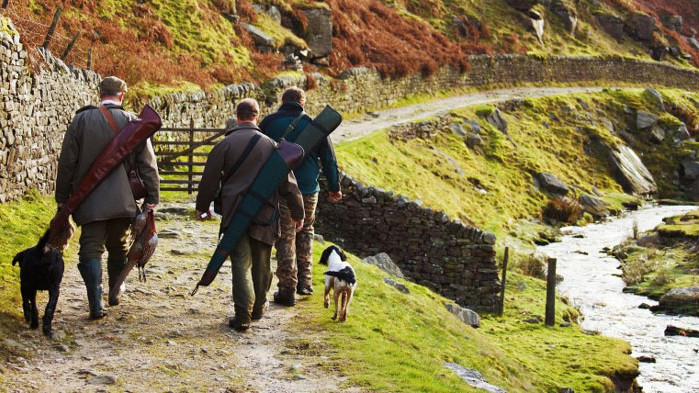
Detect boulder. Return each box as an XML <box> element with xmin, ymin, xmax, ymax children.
<box><xmin>466</xmin><ymin>133</ymin><xmax>484</xmax><ymax>148</ymax></box>
<box><xmin>445</xmin><ymin>303</ymin><xmax>481</xmax><ymax>328</ymax></box>
<box><xmin>242</xmin><ymin>23</ymin><xmax>274</xmax><ymax>50</ymax></box>
<box><xmin>363</xmin><ymin>253</ymin><xmax>405</xmax><ymax>278</ymax></box>
<box><xmin>636</xmin><ymin>111</ymin><xmax>659</xmax><ymax>130</ymax></box>
<box><xmin>579</xmin><ymin>194</ymin><xmax>609</xmax><ymax>218</ymax></box>
<box><xmin>681</xmin><ymin>160</ymin><xmax>699</xmax><ymax>181</ymax></box>
<box><xmin>450</xmin><ymin>122</ymin><xmax>467</xmax><ymax>137</ymax></box>
<box><xmin>596</xmin><ymin>13</ymin><xmax>625</xmax><ymax>40</ymax></box>
<box><xmin>649</xmin><ymin>125</ymin><xmax>665</xmax><ymax>144</ymax></box>
<box><xmin>251</xmin><ymin>4</ymin><xmax>282</xmax><ymax>24</ymax></box>
<box><xmin>486</xmin><ymin>108</ymin><xmax>508</xmax><ymax>133</ymax></box>
<box><xmin>677</xmin><ymin>123</ymin><xmax>692</xmax><ymax>140</ymax></box>
<box><xmin>659</xmin><ymin>287</ymin><xmax>699</xmax><ymax>314</ymax></box>
<box><xmin>690</xmin><ymin>37</ymin><xmax>699</xmax><ymax>51</ymax></box>
<box><xmin>535</xmin><ymin>172</ymin><xmax>569</xmax><ymax>195</ymax></box>
<box><xmin>608</xmin><ymin>145</ymin><xmax>657</xmax><ymax>195</ymax></box>
<box><xmin>505</xmin><ymin>0</ymin><xmax>538</xmax><ymax>11</ymax></box>
<box><xmin>466</xmin><ymin>119</ymin><xmax>481</xmax><ymax>133</ymax></box>
<box><xmin>444</xmin><ymin>363</ymin><xmax>507</xmax><ymax>393</ymax></box>
<box><xmin>643</xmin><ymin>88</ymin><xmax>665</xmax><ymax>111</ymax></box>
<box><xmin>665</xmin><ymin>324</ymin><xmax>699</xmax><ymax>337</ymax></box>
<box><xmin>627</xmin><ymin>12</ymin><xmax>658</xmax><ymax>41</ymax></box>
<box><xmin>529</xmin><ymin>11</ymin><xmax>545</xmax><ymax>44</ymax></box>
<box><xmin>383</xmin><ymin>277</ymin><xmax>409</xmax><ymax>294</ymax></box>
<box><xmin>660</xmin><ymin>14</ymin><xmax>683</xmax><ymax>31</ymax></box>
<box><xmin>453</xmin><ymin>17</ymin><xmax>469</xmax><ymax>38</ymax></box>
<box><xmin>302</xmin><ymin>8</ymin><xmax>332</xmax><ymax>58</ymax></box>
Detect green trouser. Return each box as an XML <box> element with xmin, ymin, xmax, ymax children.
<box><xmin>78</xmin><ymin>218</ymin><xmax>132</xmax><ymax>290</ymax></box>
<box><xmin>230</xmin><ymin>233</ymin><xmax>273</xmax><ymax>318</ymax></box>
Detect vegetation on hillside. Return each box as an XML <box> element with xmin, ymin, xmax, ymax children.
<box><xmin>335</xmin><ymin>89</ymin><xmax>699</xmax><ymax>236</ymax></box>
<box><xmin>3</xmin><ymin>0</ymin><xmax>697</xmax><ymax>96</ymax></box>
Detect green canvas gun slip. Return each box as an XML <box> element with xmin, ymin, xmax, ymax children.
<box><xmin>191</xmin><ymin>105</ymin><xmax>343</xmax><ymax>295</ymax></box>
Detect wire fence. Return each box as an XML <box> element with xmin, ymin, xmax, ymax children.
<box><xmin>1</xmin><ymin>2</ymin><xmax>91</xmax><ymax>68</ymax></box>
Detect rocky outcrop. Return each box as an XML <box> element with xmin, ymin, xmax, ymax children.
<box><xmin>242</xmin><ymin>24</ymin><xmax>274</xmax><ymax>52</ymax></box>
<box><xmin>608</xmin><ymin>145</ymin><xmax>657</xmax><ymax>195</ymax></box>
<box><xmin>665</xmin><ymin>324</ymin><xmax>699</xmax><ymax>337</ymax></box>
<box><xmin>444</xmin><ymin>363</ymin><xmax>507</xmax><ymax>393</ymax></box>
<box><xmin>363</xmin><ymin>253</ymin><xmax>405</xmax><ymax>278</ymax></box>
<box><xmin>445</xmin><ymin>303</ymin><xmax>481</xmax><ymax>328</ymax></box>
<box><xmin>486</xmin><ymin>108</ymin><xmax>508</xmax><ymax>133</ymax></box>
<box><xmin>579</xmin><ymin>194</ymin><xmax>609</xmax><ymax>218</ymax></box>
<box><xmin>535</xmin><ymin>173</ymin><xmax>570</xmax><ymax>195</ymax></box>
<box><xmin>506</xmin><ymin>0</ymin><xmax>538</xmax><ymax>11</ymax></box>
<box><xmin>627</xmin><ymin>12</ymin><xmax>658</xmax><ymax>42</ymax></box>
<box><xmin>549</xmin><ymin>0</ymin><xmax>577</xmax><ymax>34</ymax></box>
<box><xmin>596</xmin><ymin>13</ymin><xmax>626</xmax><ymax>40</ymax></box>
<box><xmin>636</xmin><ymin>111</ymin><xmax>659</xmax><ymax>129</ymax></box>
<box><xmin>529</xmin><ymin>11</ymin><xmax>545</xmax><ymax>44</ymax></box>
<box><xmin>659</xmin><ymin>287</ymin><xmax>699</xmax><ymax>315</ymax></box>
<box><xmin>302</xmin><ymin>7</ymin><xmax>332</xmax><ymax>59</ymax></box>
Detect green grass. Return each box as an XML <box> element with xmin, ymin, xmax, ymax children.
<box><xmin>0</xmin><ymin>191</ymin><xmax>80</xmax><ymax>362</ymax></box>
<box><xmin>335</xmin><ymin>89</ymin><xmax>699</xmax><ymax>237</ymax></box>
<box><xmin>290</xmin><ymin>244</ymin><xmax>637</xmax><ymax>392</ymax></box>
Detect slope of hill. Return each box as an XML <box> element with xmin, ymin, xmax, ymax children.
<box><xmin>3</xmin><ymin>0</ymin><xmax>697</xmax><ymax>98</ymax></box>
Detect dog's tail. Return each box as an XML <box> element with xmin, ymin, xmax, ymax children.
<box><xmin>323</xmin><ymin>266</ymin><xmax>356</xmax><ymax>285</ymax></box>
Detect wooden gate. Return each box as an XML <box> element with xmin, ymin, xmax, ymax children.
<box><xmin>153</xmin><ymin>120</ymin><xmax>227</xmax><ymax>193</ymax></box>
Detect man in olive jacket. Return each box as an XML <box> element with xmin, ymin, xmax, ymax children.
<box><xmin>55</xmin><ymin>76</ymin><xmax>160</xmax><ymax>319</ymax></box>
<box><xmin>259</xmin><ymin>87</ymin><xmax>342</xmax><ymax>305</ymax></box>
<box><xmin>196</xmin><ymin>98</ymin><xmax>305</xmax><ymax>331</ymax></box>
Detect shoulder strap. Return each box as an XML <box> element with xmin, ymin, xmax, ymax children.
<box><xmin>99</xmin><ymin>105</ymin><xmax>121</xmax><ymax>136</ymax></box>
<box><xmin>281</xmin><ymin>113</ymin><xmax>306</xmax><ymax>141</ymax></box>
<box><xmin>220</xmin><ymin>134</ymin><xmax>262</xmax><ymax>188</ymax></box>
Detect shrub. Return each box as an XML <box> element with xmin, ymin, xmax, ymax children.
<box><xmin>305</xmin><ymin>72</ymin><xmax>318</xmax><ymax>90</ymax></box>
<box><xmin>622</xmin><ymin>256</ymin><xmax>651</xmax><ymax>284</ymax></box>
<box><xmin>542</xmin><ymin>197</ymin><xmax>583</xmax><ymax>224</ymax></box>
<box><xmin>517</xmin><ymin>253</ymin><xmax>547</xmax><ymax>280</ymax></box>
<box><xmin>651</xmin><ymin>266</ymin><xmax>675</xmax><ymax>286</ymax></box>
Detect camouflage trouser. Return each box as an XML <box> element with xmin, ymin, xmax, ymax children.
<box><xmin>275</xmin><ymin>192</ymin><xmax>318</xmax><ymax>290</ymax></box>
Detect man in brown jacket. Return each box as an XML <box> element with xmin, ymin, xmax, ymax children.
<box><xmin>196</xmin><ymin>98</ymin><xmax>305</xmax><ymax>331</ymax></box>
<box><xmin>55</xmin><ymin>76</ymin><xmax>160</xmax><ymax>319</ymax></box>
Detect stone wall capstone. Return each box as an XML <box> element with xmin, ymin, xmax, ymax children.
<box><xmin>315</xmin><ymin>173</ymin><xmax>502</xmax><ymax>313</ymax></box>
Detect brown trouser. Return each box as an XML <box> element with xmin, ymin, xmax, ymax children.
<box><xmin>78</xmin><ymin>218</ymin><xmax>132</xmax><ymax>290</ymax></box>
<box><xmin>276</xmin><ymin>192</ymin><xmax>318</xmax><ymax>290</ymax></box>
<box><xmin>230</xmin><ymin>233</ymin><xmax>273</xmax><ymax>317</ymax></box>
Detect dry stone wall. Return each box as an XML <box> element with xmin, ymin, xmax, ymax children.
<box><xmin>315</xmin><ymin>173</ymin><xmax>502</xmax><ymax>312</ymax></box>
<box><xmin>0</xmin><ymin>28</ymin><xmax>99</xmax><ymax>203</ymax></box>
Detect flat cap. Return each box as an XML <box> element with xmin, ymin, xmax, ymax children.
<box><xmin>99</xmin><ymin>76</ymin><xmax>128</xmax><ymax>94</ymax></box>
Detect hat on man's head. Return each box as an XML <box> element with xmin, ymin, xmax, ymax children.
<box><xmin>99</xmin><ymin>76</ymin><xmax>128</xmax><ymax>95</ymax></box>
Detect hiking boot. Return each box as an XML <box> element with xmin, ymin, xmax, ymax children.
<box><xmin>273</xmin><ymin>287</ymin><xmax>297</xmax><ymax>307</ymax></box>
<box><xmin>296</xmin><ymin>285</ymin><xmax>314</xmax><ymax>296</ymax></box>
<box><xmin>229</xmin><ymin>306</ymin><xmax>251</xmax><ymax>332</ymax></box>
<box><xmin>251</xmin><ymin>300</ymin><xmax>269</xmax><ymax>321</ymax></box>
<box><xmin>108</xmin><ymin>282</ymin><xmax>125</xmax><ymax>306</ymax></box>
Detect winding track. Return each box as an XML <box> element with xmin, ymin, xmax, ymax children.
<box><xmin>331</xmin><ymin>86</ymin><xmax>611</xmax><ymax>144</ymax></box>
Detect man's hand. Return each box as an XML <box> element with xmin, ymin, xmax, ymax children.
<box><xmin>196</xmin><ymin>209</ymin><xmax>212</xmax><ymax>221</ymax></box>
<box><xmin>328</xmin><ymin>191</ymin><xmax>343</xmax><ymax>203</ymax></box>
<box><xmin>292</xmin><ymin>219</ymin><xmax>304</xmax><ymax>233</ymax></box>
<box><xmin>146</xmin><ymin>203</ymin><xmax>157</xmax><ymax>211</ymax></box>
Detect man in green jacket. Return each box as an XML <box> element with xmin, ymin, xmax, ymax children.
<box><xmin>55</xmin><ymin>76</ymin><xmax>160</xmax><ymax>319</ymax></box>
<box><xmin>259</xmin><ymin>87</ymin><xmax>342</xmax><ymax>306</ymax></box>
<box><xmin>196</xmin><ymin>98</ymin><xmax>305</xmax><ymax>331</ymax></box>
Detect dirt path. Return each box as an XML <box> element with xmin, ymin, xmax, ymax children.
<box><xmin>1</xmin><ymin>202</ymin><xmax>352</xmax><ymax>393</ymax></box>
<box><xmin>331</xmin><ymin>86</ymin><xmax>610</xmax><ymax>144</ymax></box>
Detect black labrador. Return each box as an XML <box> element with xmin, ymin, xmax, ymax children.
<box><xmin>12</xmin><ymin>231</ymin><xmax>64</xmax><ymax>337</ymax></box>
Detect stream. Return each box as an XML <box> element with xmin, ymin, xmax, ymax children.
<box><xmin>538</xmin><ymin>205</ymin><xmax>699</xmax><ymax>393</ymax></box>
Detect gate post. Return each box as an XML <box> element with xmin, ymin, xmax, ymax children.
<box><xmin>188</xmin><ymin>118</ymin><xmax>194</xmax><ymax>194</ymax></box>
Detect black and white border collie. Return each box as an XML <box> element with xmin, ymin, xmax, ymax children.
<box><xmin>319</xmin><ymin>246</ymin><xmax>357</xmax><ymax>322</ymax></box>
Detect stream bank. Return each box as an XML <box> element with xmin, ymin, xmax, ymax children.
<box><xmin>539</xmin><ymin>205</ymin><xmax>699</xmax><ymax>393</ymax></box>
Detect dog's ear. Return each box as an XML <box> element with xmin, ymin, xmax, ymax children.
<box><xmin>12</xmin><ymin>252</ymin><xmax>23</xmax><ymax>267</ymax></box>
<box><xmin>338</xmin><ymin>248</ymin><xmax>347</xmax><ymax>261</ymax></box>
<box><xmin>319</xmin><ymin>247</ymin><xmax>331</xmax><ymax>265</ymax></box>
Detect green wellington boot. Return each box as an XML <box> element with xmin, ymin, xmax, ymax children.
<box><xmin>77</xmin><ymin>258</ymin><xmax>107</xmax><ymax>319</ymax></box>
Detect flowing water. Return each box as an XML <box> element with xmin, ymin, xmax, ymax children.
<box><xmin>538</xmin><ymin>205</ymin><xmax>699</xmax><ymax>393</ymax></box>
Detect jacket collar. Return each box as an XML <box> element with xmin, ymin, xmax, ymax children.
<box><xmin>278</xmin><ymin>102</ymin><xmax>304</xmax><ymax>113</ymax></box>
<box><xmin>100</xmin><ymin>100</ymin><xmax>124</xmax><ymax>110</ymax></box>
<box><xmin>226</xmin><ymin>121</ymin><xmax>261</xmax><ymax>136</ymax></box>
